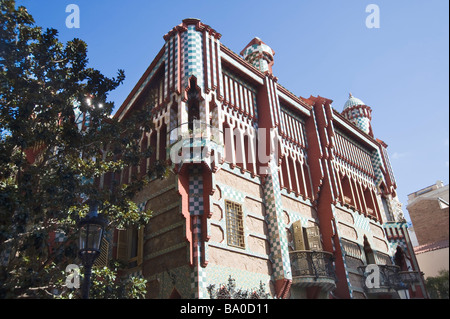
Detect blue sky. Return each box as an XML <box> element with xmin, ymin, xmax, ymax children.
<box><xmin>16</xmin><ymin>0</ymin><xmax>449</xmax><ymax>221</ymax></box>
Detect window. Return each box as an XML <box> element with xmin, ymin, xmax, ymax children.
<box><xmin>225</xmin><ymin>200</ymin><xmax>245</xmax><ymax>248</ymax></box>
<box><xmin>363</xmin><ymin>236</ymin><xmax>376</xmax><ymax>265</ymax></box>
<box><xmin>116</xmin><ymin>227</ymin><xmax>144</xmax><ymax>269</ymax></box>
<box><xmin>381</xmin><ymin>197</ymin><xmax>394</xmax><ymax>221</ymax></box>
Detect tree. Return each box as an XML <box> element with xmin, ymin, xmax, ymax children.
<box><xmin>425</xmin><ymin>270</ymin><xmax>449</xmax><ymax>299</ymax></box>
<box><xmin>0</xmin><ymin>0</ymin><xmax>166</xmax><ymax>298</ymax></box>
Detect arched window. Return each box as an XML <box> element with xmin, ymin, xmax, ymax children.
<box><xmin>341</xmin><ymin>175</ymin><xmax>353</xmax><ymax>207</ymax></box>
<box><xmin>363</xmin><ymin>236</ymin><xmax>376</xmax><ymax>265</ymax></box>
<box><xmin>394</xmin><ymin>246</ymin><xmax>408</xmax><ymax>271</ymax></box>
<box><xmin>187</xmin><ymin>78</ymin><xmax>200</xmax><ymax>131</ymax></box>
<box><xmin>159</xmin><ymin>123</ymin><xmax>167</xmax><ymax>162</ymax></box>
<box><xmin>364</xmin><ymin>187</ymin><xmax>376</xmax><ymax>217</ymax></box>
<box><xmin>169</xmin><ymin>102</ymin><xmax>179</xmax><ymax>144</ymax></box>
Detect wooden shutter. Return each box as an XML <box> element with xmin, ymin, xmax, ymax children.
<box><xmin>137</xmin><ymin>227</ymin><xmax>144</xmax><ymax>266</ymax></box>
<box><xmin>292</xmin><ymin>220</ymin><xmax>306</xmax><ymax>250</ymax></box>
<box><xmin>94</xmin><ymin>237</ymin><xmax>109</xmax><ymax>267</ymax></box>
<box><xmin>116</xmin><ymin>229</ymin><xmax>128</xmax><ymax>262</ymax></box>
<box><xmin>306</xmin><ymin>226</ymin><xmax>322</xmax><ymax>251</ymax></box>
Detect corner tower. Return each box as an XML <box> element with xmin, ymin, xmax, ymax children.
<box><xmin>240</xmin><ymin>37</ymin><xmax>275</xmax><ymax>74</ymax></box>
<box><xmin>341</xmin><ymin>93</ymin><xmax>373</xmax><ymax>136</ymax></box>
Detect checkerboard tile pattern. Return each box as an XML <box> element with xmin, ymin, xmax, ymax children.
<box><xmin>352</xmin><ymin>213</ymin><xmax>371</xmax><ymax>232</ymax></box>
<box><xmin>384</xmin><ymin>222</ymin><xmax>408</xmax><ymax>253</ymax></box>
<box><xmin>221</xmin><ymin>185</ymin><xmax>245</xmax><ymax>203</ymax></box>
<box><xmin>189</xmin><ymin>167</ymin><xmax>204</xmax><ymax>216</ymax></box>
<box><xmin>182</xmin><ymin>25</ymin><xmax>204</xmax><ymax>90</ymax></box>
<box><xmin>371</xmin><ymin>149</ymin><xmax>383</xmax><ymax>186</ymax></box>
<box><xmin>263</xmin><ymin>161</ymin><xmax>292</xmax><ymax>281</ymax></box>
<box><xmin>188</xmin><ymin>166</ymin><xmax>208</xmax><ymax>298</ymax></box>
<box><xmin>138</xmin><ymin>201</ymin><xmax>147</xmax><ymax>212</ymax></box>
<box><xmin>241</xmin><ymin>44</ymin><xmax>269</xmax><ymax>73</ymax></box>
<box><xmin>54</xmin><ymin>230</ymin><xmax>66</xmax><ymax>243</ymax></box>
<box><xmin>191</xmin><ymin>265</ymin><xmax>208</xmax><ymax>298</ymax></box>
<box><xmin>355</xmin><ymin>117</ymin><xmax>370</xmax><ymax>134</ymax></box>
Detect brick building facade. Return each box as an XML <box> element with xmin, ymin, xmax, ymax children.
<box><xmin>407</xmin><ymin>181</ymin><xmax>449</xmax><ymax>279</ymax></box>
<box><xmin>106</xmin><ymin>19</ymin><xmax>427</xmax><ymax>299</ymax></box>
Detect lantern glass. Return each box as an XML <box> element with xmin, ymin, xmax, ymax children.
<box><xmin>79</xmin><ymin>223</ymin><xmax>103</xmax><ymax>252</ymax></box>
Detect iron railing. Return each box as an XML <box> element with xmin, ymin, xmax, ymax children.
<box><xmin>289</xmin><ymin>250</ymin><xmax>336</xmax><ymax>281</ymax></box>
<box><xmin>358</xmin><ymin>264</ymin><xmax>421</xmax><ymax>292</ymax></box>
<box><xmin>167</xmin><ymin>121</ymin><xmax>223</xmax><ymax>146</ymax></box>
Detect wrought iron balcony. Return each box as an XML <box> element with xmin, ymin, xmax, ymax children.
<box><xmin>397</xmin><ymin>270</ymin><xmax>422</xmax><ymax>289</ymax></box>
<box><xmin>358</xmin><ymin>264</ymin><xmax>421</xmax><ymax>295</ymax></box>
<box><xmin>289</xmin><ymin>250</ymin><xmax>337</xmax><ymax>291</ymax></box>
<box><xmin>168</xmin><ymin>121</ymin><xmax>223</xmax><ymax>146</ymax></box>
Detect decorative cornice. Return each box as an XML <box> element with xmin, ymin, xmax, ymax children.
<box><xmin>164</xmin><ymin>18</ymin><xmax>222</xmax><ymax>41</ymax></box>
<box><xmin>220</xmin><ymin>43</ymin><xmax>266</xmax><ymax>79</ymax></box>
<box><xmin>276</xmin><ymin>84</ymin><xmax>312</xmax><ymax>110</ymax></box>
<box><xmin>341</xmin><ymin>104</ymin><xmax>372</xmax><ymax>121</ymax></box>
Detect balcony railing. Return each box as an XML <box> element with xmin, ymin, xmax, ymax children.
<box><xmin>167</xmin><ymin>121</ymin><xmax>224</xmax><ymax>170</ymax></box>
<box><xmin>167</xmin><ymin>121</ymin><xmax>222</xmax><ymax>146</ymax></box>
<box><xmin>289</xmin><ymin>250</ymin><xmax>336</xmax><ymax>282</ymax></box>
<box><xmin>358</xmin><ymin>264</ymin><xmax>422</xmax><ymax>293</ymax></box>
<box><xmin>397</xmin><ymin>270</ymin><xmax>422</xmax><ymax>289</ymax></box>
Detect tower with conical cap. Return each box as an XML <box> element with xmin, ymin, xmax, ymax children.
<box><xmin>341</xmin><ymin>93</ymin><xmax>373</xmax><ymax>136</ymax></box>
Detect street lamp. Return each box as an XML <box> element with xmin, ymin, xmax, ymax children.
<box><xmin>78</xmin><ymin>204</ymin><xmax>106</xmax><ymax>299</ymax></box>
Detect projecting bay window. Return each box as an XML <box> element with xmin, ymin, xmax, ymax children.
<box><xmin>225</xmin><ymin>200</ymin><xmax>245</xmax><ymax>249</ymax></box>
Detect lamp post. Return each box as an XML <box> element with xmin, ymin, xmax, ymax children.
<box><xmin>74</xmin><ymin>95</ymin><xmax>108</xmax><ymax>299</ymax></box>
<box><xmin>78</xmin><ymin>203</ymin><xmax>106</xmax><ymax>299</ymax></box>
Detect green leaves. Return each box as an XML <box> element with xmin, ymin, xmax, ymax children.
<box><xmin>55</xmin><ymin>263</ymin><xmax>147</xmax><ymax>299</ymax></box>
<box><xmin>0</xmin><ymin>0</ymin><xmax>166</xmax><ymax>298</ymax></box>
<box><xmin>425</xmin><ymin>270</ymin><xmax>449</xmax><ymax>299</ymax></box>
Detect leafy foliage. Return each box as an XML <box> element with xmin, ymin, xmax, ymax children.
<box><xmin>207</xmin><ymin>276</ymin><xmax>271</xmax><ymax>299</ymax></box>
<box><xmin>55</xmin><ymin>261</ymin><xmax>147</xmax><ymax>299</ymax></box>
<box><xmin>425</xmin><ymin>270</ymin><xmax>449</xmax><ymax>299</ymax></box>
<box><xmin>0</xmin><ymin>0</ymin><xmax>166</xmax><ymax>298</ymax></box>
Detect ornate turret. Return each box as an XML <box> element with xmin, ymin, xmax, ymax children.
<box><xmin>342</xmin><ymin>93</ymin><xmax>373</xmax><ymax>136</ymax></box>
<box><xmin>240</xmin><ymin>37</ymin><xmax>275</xmax><ymax>74</ymax></box>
